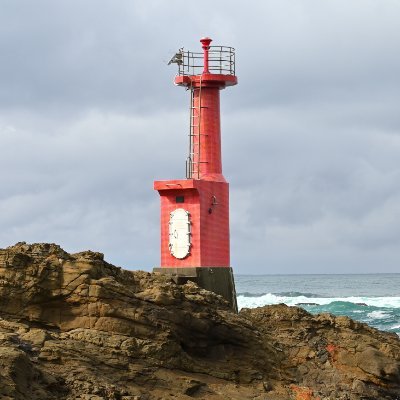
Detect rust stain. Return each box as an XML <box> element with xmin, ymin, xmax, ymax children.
<box><xmin>290</xmin><ymin>385</ymin><xmax>320</xmax><ymax>400</ymax></box>
<box><xmin>326</xmin><ymin>343</ymin><xmax>341</xmax><ymax>364</ymax></box>
<box><xmin>326</xmin><ymin>343</ymin><xmax>336</xmax><ymax>354</ymax></box>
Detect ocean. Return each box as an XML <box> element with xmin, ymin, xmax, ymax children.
<box><xmin>235</xmin><ymin>274</ymin><xmax>400</xmax><ymax>336</ymax></box>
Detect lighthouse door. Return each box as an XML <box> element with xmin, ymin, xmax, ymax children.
<box><xmin>169</xmin><ymin>208</ymin><xmax>191</xmax><ymax>259</ymax></box>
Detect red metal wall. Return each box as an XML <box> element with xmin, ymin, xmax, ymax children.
<box><xmin>193</xmin><ymin>87</ymin><xmax>224</xmax><ymax>181</ymax></box>
<box><xmin>156</xmin><ymin>180</ymin><xmax>229</xmax><ymax>267</ymax></box>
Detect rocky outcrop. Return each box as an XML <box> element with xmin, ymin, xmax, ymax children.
<box><xmin>241</xmin><ymin>305</ymin><xmax>400</xmax><ymax>399</ymax></box>
<box><xmin>0</xmin><ymin>242</ymin><xmax>399</xmax><ymax>399</ymax></box>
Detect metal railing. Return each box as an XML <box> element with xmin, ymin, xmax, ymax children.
<box><xmin>175</xmin><ymin>46</ymin><xmax>235</xmax><ymax>76</ymax></box>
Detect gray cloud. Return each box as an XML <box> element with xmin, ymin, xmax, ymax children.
<box><xmin>1</xmin><ymin>0</ymin><xmax>400</xmax><ymax>273</ymax></box>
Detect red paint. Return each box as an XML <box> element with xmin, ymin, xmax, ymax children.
<box><xmin>154</xmin><ymin>179</ymin><xmax>229</xmax><ymax>267</ymax></box>
<box><xmin>154</xmin><ymin>37</ymin><xmax>237</xmax><ymax>268</ymax></box>
<box><xmin>200</xmin><ymin>37</ymin><xmax>212</xmax><ymax>73</ymax></box>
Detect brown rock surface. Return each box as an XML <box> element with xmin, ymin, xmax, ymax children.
<box><xmin>0</xmin><ymin>242</ymin><xmax>399</xmax><ymax>399</ymax></box>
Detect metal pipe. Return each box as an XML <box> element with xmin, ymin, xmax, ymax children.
<box><xmin>200</xmin><ymin>37</ymin><xmax>212</xmax><ymax>74</ymax></box>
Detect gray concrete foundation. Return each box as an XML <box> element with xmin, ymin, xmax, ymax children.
<box><xmin>153</xmin><ymin>267</ymin><xmax>238</xmax><ymax>312</ymax></box>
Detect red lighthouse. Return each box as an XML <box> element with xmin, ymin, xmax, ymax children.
<box><xmin>154</xmin><ymin>38</ymin><xmax>237</xmax><ymax>311</ymax></box>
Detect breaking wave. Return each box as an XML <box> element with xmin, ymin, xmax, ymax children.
<box><xmin>237</xmin><ymin>293</ymin><xmax>400</xmax><ymax>310</ymax></box>
<box><xmin>237</xmin><ymin>293</ymin><xmax>400</xmax><ymax>335</ymax></box>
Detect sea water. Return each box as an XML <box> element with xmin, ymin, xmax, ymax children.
<box><xmin>235</xmin><ymin>274</ymin><xmax>400</xmax><ymax>336</ymax></box>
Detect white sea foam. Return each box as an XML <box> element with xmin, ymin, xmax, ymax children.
<box><xmin>367</xmin><ymin>310</ymin><xmax>390</xmax><ymax>320</ymax></box>
<box><xmin>237</xmin><ymin>293</ymin><xmax>400</xmax><ymax>310</ymax></box>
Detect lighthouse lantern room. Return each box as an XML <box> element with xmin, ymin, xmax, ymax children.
<box><xmin>153</xmin><ymin>37</ymin><xmax>237</xmax><ymax>311</ymax></box>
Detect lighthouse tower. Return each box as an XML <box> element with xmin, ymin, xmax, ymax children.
<box><xmin>154</xmin><ymin>38</ymin><xmax>237</xmax><ymax>311</ymax></box>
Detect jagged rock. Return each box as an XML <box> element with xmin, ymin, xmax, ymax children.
<box><xmin>0</xmin><ymin>242</ymin><xmax>399</xmax><ymax>399</ymax></box>
<box><xmin>241</xmin><ymin>304</ymin><xmax>400</xmax><ymax>399</ymax></box>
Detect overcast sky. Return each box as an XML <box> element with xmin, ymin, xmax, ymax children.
<box><xmin>1</xmin><ymin>0</ymin><xmax>399</xmax><ymax>274</ymax></box>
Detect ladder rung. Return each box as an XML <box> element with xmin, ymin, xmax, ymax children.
<box><xmin>188</xmin><ymin>81</ymin><xmax>204</xmax><ymax>177</ymax></box>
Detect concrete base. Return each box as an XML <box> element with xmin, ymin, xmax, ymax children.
<box><xmin>153</xmin><ymin>267</ymin><xmax>238</xmax><ymax>312</ymax></box>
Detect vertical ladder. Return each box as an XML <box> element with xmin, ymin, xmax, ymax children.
<box><xmin>186</xmin><ymin>77</ymin><xmax>207</xmax><ymax>179</ymax></box>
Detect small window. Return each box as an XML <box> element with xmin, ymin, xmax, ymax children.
<box><xmin>176</xmin><ymin>196</ymin><xmax>185</xmax><ymax>203</ymax></box>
